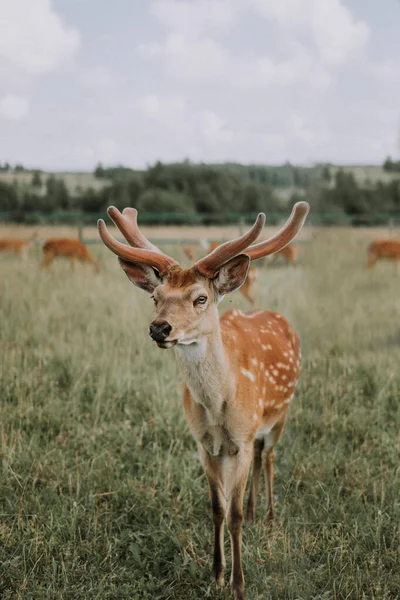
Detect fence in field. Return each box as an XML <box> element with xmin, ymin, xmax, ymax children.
<box><xmin>1</xmin><ymin>211</ymin><xmax>400</xmax><ymax>246</ymax></box>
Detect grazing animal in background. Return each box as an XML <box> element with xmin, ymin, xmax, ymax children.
<box><xmin>182</xmin><ymin>244</ymin><xmax>196</xmax><ymax>263</ymax></box>
<box><xmin>273</xmin><ymin>243</ymin><xmax>299</xmax><ymax>266</ymax></box>
<box><xmin>0</xmin><ymin>232</ymin><xmax>37</xmax><ymax>257</ymax></box>
<box><xmin>367</xmin><ymin>240</ymin><xmax>400</xmax><ymax>268</ymax></box>
<box><xmin>97</xmin><ymin>202</ymin><xmax>309</xmax><ymax>600</ymax></box>
<box><xmin>184</xmin><ymin>241</ymin><xmax>258</xmax><ymax>306</ymax></box>
<box><xmin>41</xmin><ymin>238</ymin><xmax>100</xmax><ymax>273</ymax></box>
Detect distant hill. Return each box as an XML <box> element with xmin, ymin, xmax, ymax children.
<box><xmin>0</xmin><ymin>171</ymin><xmax>111</xmax><ymax>197</ymax></box>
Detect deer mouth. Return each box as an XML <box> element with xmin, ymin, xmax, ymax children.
<box><xmin>155</xmin><ymin>340</ymin><xmax>177</xmax><ymax>349</ymax></box>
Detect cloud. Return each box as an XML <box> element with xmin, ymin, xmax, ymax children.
<box><xmin>150</xmin><ymin>0</ymin><xmax>238</xmax><ymax>36</ymax></box>
<box><xmin>82</xmin><ymin>67</ymin><xmax>114</xmax><ymax>90</ymax></box>
<box><xmin>0</xmin><ymin>0</ymin><xmax>80</xmax><ymax>77</ymax></box>
<box><xmin>138</xmin><ymin>94</ymin><xmax>186</xmax><ymax>119</ymax></box>
<box><xmin>0</xmin><ymin>94</ymin><xmax>30</xmax><ymax>120</ymax></box>
<box><xmin>372</xmin><ymin>60</ymin><xmax>400</xmax><ymax>84</ymax></box>
<box><xmin>137</xmin><ymin>0</ymin><xmax>368</xmax><ymax>92</ymax></box>
<box><xmin>252</xmin><ymin>0</ymin><xmax>370</xmax><ymax>66</ymax></box>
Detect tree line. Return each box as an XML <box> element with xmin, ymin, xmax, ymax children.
<box><xmin>0</xmin><ymin>160</ymin><xmax>400</xmax><ymax>224</ymax></box>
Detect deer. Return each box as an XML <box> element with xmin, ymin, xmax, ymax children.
<box><xmin>0</xmin><ymin>232</ymin><xmax>37</xmax><ymax>257</ymax></box>
<box><xmin>272</xmin><ymin>243</ymin><xmax>299</xmax><ymax>266</ymax></box>
<box><xmin>97</xmin><ymin>201</ymin><xmax>309</xmax><ymax>600</ymax></box>
<box><xmin>184</xmin><ymin>241</ymin><xmax>258</xmax><ymax>306</ymax></box>
<box><xmin>41</xmin><ymin>238</ymin><xmax>100</xmax><ymax>273</ymax></box>
<box><xmin>367</xmin><ymin>240</ymin><xmax>400</xmax><ymax>268</ymax></box>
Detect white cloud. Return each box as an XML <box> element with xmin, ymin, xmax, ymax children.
<box><xmin>252</xmin><ymin>0</ymin><xmax>370</xmax><ymax>66</ymax></box>
<box><xmin>138</xmin><ymin>94</ymin><xmax>186</xmax><ymax>119</ymax></box>
<box><xmin>82</xmin><ymin>67</ymin><xmax>114</xmax><ymax>90</ymax></box>
<box><xmin>0</xmin><ymin>0</ymin><xmax>80</xmax><ymax>77</ymax></box>
<box><xmin>201</xmin><ymin>111</ymin><xmax>233</xmax><ymax>143</ymax></box>
<box><xmin>137</xmin><ymin>0</ymin><xmax>368</xmax><ymax>92</ymax></box>
<box><xmin>150</xmin><ymin>0</ymin><xmax>238</xmax><ymax>36</ymax></box>
<box><xmin>0</xmin><ymin>94</ymin><xmax>30</xmax><ymax>120</ymax></box>
<box><xmin>372</xmin><ymin>60</ymin><xmax>400</xmax><ymax>84</ymax></box>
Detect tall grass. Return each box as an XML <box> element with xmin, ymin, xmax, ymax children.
<box><xmin>0</xmin><ymin>234</ymin><xmax>399</xmax><ymax>599</ymax></box>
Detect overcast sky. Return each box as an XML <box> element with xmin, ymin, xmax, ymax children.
<box><xmin>1</xmin><ymin>0</ymin><xmax>399</xmax><ymax>170</ymax></box>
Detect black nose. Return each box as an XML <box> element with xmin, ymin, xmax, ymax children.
<box><xmin>149</xmin><ymin>320</ymin><xmax>172</xmax><ymax>342</ymax></box>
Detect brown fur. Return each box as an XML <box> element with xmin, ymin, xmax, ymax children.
<box><xmin>183</xmin><ymin>242</ymin><xmax>258</xmax><ymax>306</ymax></box>
<box><xmin>41</xmin><ymin>238</ymin><xmax>99</xmax><ymax>273</ymax></box>
<box><xmin>272</xmin><ymin>244</ymin><xmax>298</xmax><ymax>266</ymax></box>
<box><xmin>0</xmin><ymin>233</ymin><xmax>37</xmax><ymax>256</ymax></box>
<box><xmin>367</xmin><ymin>240</ymin><xmax>400</xmax><ymax>267</ymax></box>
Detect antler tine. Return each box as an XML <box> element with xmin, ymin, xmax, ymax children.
<box><xmin>97</xmin><ymin>218</ymin><xmax>177</xmax><ymax>276</ymax></box>
<box><xmin>246</xmin><ymin>202</ymin><xmax>310</xmax><ymax>261</ymax></box>
<box><xmin>107</xmin><ymin>206</ymin><xmax>162</xmax><ymax>253</ymax></box>
<box><xmin>194</xmin><ymin>213</ymin><xmax>266</xmax><ymax>278</ymax></box>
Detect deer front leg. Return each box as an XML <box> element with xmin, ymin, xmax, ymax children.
<box><xmin>199</xmin><ymin>448</ymin><xmax>226</xmax><ymax>587</ymax></box>
<box><xmin>246</xmin><ymin>438</ymin><xmax>264</xmax><ymax>523</ymax></box>
<box><xmin>226</xmin><ymin>447</ymin><xmax>252</xmax><ymax>600</ymax></box>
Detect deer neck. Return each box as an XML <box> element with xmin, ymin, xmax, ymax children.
<box><xmin>174</xmin><ymin>320</ymin><xmax>234</xmax><ymax>420</ymax></box>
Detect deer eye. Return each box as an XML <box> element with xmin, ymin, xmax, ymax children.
<box><xmin>195</xmin><ymin>296</ymin><xmax>208</xmax><ymax>306</ymax></box>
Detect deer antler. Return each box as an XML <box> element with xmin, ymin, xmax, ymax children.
<box><xmin>98</xmin><ymin>207</ymin><xmax>178</xmax><ymax>276</ymax></box>
<box><xmin>107</xmin><ymin>207</ymin><xmax>162</xmax><ymax>253</ymax></box>
<box><xmin>245</xmin><ymin>202</ymin><xmax>309</xmax><ymax>260</ymax></box>
<box><xmin>194</xmin><ymin>213</ymin><xmax>266</xmax><ymax>278</ymax></box>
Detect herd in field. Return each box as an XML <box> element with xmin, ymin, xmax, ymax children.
<box><xmin>1</xmin><ymin>205</ymin><xmax>400</xmax><ymax>600</ymax></box>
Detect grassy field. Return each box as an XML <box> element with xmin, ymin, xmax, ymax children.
<box><xmin>0</xmin><ymin>230</ymin><xmax>399</xmax><ymax>599</ymax></box>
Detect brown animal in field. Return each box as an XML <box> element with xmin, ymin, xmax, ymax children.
<box><xmin>41</xmin><ymin>238</ymin><xmax>100</xmax><ymax>273</ymax></box>
<box><xmin>184</xmin><ymin>241</ymin><xmax>258</xmax><ymax>306</ymax></box>
<box><xmin>98</xmin><ymin>202</ymin><xmax>309</xmax><ymax>599</ymax></box>
<box><xmin>271</xmin><ymin>243</ymin><xmax>298</xmax><ymax>266</ymax></box>
<box><xmin>183</xmin><ymin>245</ymin><xmax>196</xmax><ymax>262</ymax></box>
<box><xmin>367</xmin><ymin>240</ymin><xmax>400</xmax><ymax>267</ymax></box>
<box><xmin>0</xmin><ymin>232</ymin><xmax>37</xmax><ymax>257</ymax></box>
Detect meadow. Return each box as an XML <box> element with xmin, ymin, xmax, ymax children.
<box><xmin>0</xmin><ymin>229</ymin><xmax>399</xmax><ymax>599</ymax></box>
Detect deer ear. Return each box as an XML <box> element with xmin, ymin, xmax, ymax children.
<box><xmin>212</xmin><ymin>254</ymin><xmax>250</xmax><ymax>295</ymax></box>
<box><xmin>118</xmin><ymin>258</ymin><xmax>162</xmax><ymax>293</ymax></box>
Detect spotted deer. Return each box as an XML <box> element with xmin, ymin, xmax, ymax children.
<box><xmin>184</xmin><ymin>241</ymin><xmax>258</xmax><ymax>306</ymax></box>
<box><xmin>367</xmin><ymin>240</ymin><xmax>400</xmax><ymax>267</ymax></box>
<box><xmin>41</xmin><ymin>238</ymin><xmax>100</xmax><ymax>273</ymax></box>
<box><xmin>98</xmin><ymin>202</ymin><xmax>309</xmax><ymax>600</ymax></box>
<box><xmin>0</xmin><ymin>232</ymin><xmax>37</xmax><ymax>257</ymax></box>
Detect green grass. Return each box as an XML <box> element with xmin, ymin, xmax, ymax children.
<box><xmin>0</xmin><ymin>234</ymin><xmax>399</xmax><ymax>599</ymax></box>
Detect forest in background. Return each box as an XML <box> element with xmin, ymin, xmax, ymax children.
<box><xmin>0</xmin><ymin>158</ymin><xmax>400</xmax><ymax>225</ymax></box>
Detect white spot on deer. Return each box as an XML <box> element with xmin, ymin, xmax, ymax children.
<box><xmin>288</xmin><ymin>381</ymin><xmax>295</xmax><ymax>388</ymax></box>
<box><xmin>252</xmin><ymin>413</ymin><xmax>258</xmax><ymax>421</ymax></box>
<box><xmin>258</xmin><ymin>398</ymin><xmax>263</xmax><ymax>408</ymax></box>
<box><xmin>262</xmin><ymin>387</ymin><xmax>266</xmax><ymax>395</ymax></box>
<box><xmin>283</xmin><ymin>352</ymin><xmax>289</xmax><ymax>357</ymax></box>
<box><xmin>282</xmin><ymin>374</ymin><xmax>287</xmax><ymax>380</ymax></box>
<box><xmin>251</xmin><ymin>358</ymin><xmax>258</xmax><ymax>366</ymax></box>
<box><xmin>273</xmin><ymin>369</ymin><xmax>279</xmax><ymax>377</ymax></box>
<box><xmin>275</xmin><ymin>402</ymin><xmax>283</xmax><ymax>409</ymax></box>
<box><xmin>260</xmin><ymin>361</ymin><xmax>264</xmax><ymax>370</ymax></box>
<box><xmin>241</xmin><ymin>368</ymin><xmax>255</xmax><ymax>382</ymax></box>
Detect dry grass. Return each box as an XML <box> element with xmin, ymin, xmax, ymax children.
<box><xmin>0</xmin><ymin>230</ymin><xmax>399</xmax><ymax>599</ymax></box>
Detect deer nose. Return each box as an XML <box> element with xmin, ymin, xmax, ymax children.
<box><xmin>149</xmin><ymin>320</ymin><xmax>172</xmax><ymax>342</ymax></box>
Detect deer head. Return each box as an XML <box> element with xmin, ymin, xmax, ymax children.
<box><xmin>98</xmin><ymin>203</ymin><xmax>309</xmax><ymax>348</ymax></box>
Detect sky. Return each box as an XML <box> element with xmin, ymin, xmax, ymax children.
<box><xmin>0</xmin><ymin>0</ymin><xmax>400</xmax><ymax>170</ymax></box>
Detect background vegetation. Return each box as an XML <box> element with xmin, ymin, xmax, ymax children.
<box><xmin>0</xmin><ymin>234</ymin><xmax>399</xmax><ymax>599</ymax></box>
<box><xmin>1</xmin><ymin>158</ymin><xmax>400</xmax><ymax>225</ymax></box>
